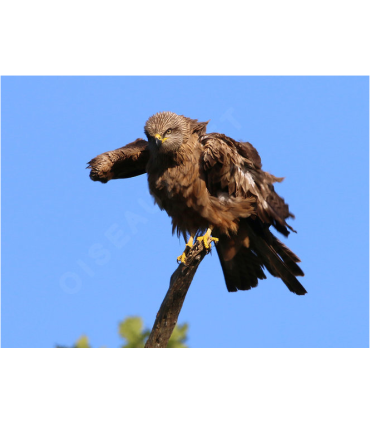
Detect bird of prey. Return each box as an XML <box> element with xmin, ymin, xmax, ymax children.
<box><xmin>88</xmin><ymin>111</ymin><xmax>306</xmax><ymax>295</ymax></box>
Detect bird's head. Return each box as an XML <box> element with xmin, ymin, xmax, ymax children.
<box><xmin>144</xmin><ymin>111</ymin><xmax>209</xmax><ymax>154</ymax></box>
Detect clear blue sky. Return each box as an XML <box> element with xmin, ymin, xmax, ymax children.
<box><xmin>1</xmin><ymin>76</ymin><xmax>368</xmax><ymax>348</ymax></box>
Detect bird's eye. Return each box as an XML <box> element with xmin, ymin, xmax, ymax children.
<box><xmin>165</xmin><ymin>129</ymin><xmax>172</xmax><ymax>136</ymax></box>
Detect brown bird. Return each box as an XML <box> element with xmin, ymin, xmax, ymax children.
<box><xmin>88</xmin><ymin>111</ymin><xmax>306</xmax><ymax>295</ymax></box>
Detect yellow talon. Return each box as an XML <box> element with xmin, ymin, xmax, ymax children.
<box><xmin>196</xmin><ymin>235</ymin><xmax>209</xmax><ymax>249</ymax></box>
<box><xmin>177</xmin><ymin>236</ymin><xmax>194</xmax><ymax>264</ymax></box>
<box><xmin>177</xmin><ymin>229</ymin><xmax>218</xmax><ymax>263</ymax></box>
<box><xmin>177</xmin><ymin>252</ymin><xmax>187</xmax><ymax>264</ymax></box>
<box><xmin>196</xmin><ymin>228</ymin><xmax>219</xmax><ymax>250</ymax></box>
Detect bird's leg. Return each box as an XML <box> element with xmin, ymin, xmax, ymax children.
<box><xmin>177</xmin><ymin>235</ymin><xmax>195</xmax><ymax>264</ymax></box>
<box><xmin>196</xmin><ymin>226</ymin><xmax>219</xmax><ymax>250</ymax></box>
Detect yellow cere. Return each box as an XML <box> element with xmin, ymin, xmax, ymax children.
<box><xmin>155</xmin><ymin>133</ymin><xmax>167</xmax><ymax>143</ymax></box>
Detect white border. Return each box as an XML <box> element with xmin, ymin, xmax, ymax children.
<box><xmin>1</xmin><ymin>1</ymin><xmax>369</xmax><ymax>421</ymax></box>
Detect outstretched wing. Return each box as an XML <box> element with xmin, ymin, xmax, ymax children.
<box><xmin>87</xmin><ymin>138</ymin><xmax>149</xmax><ymax>183</ymax></box>
<box><xmin>200</xmin><ymin>133</ymin><xmax>294</xmax><ymax>236</ymax></box>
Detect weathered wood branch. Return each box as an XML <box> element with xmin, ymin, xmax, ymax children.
<box><xmin>145</xmin><ymin>240</ymin><xmax>209</xmax><ymax>348</ymax></box>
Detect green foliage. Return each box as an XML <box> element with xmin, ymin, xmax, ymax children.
<box><xmin>167</xmin><ymin>323</ymin><xmax>188</xmax><ymax>348</ymax></box>
<box><xmin>119</xmin><ymin>317</ymin><xmax>150</xmax><ymax>348</ymax></box>
<box><xmin>119</xmin><ymin>317</ymin><xmax>188</xmax><ymax>348</ymax></box>
<box><xmin>74</xmin><ymin>335</ymin><xmax>91</xmax><ymax>348</ymax></box>
<box><xmin>57</xmin><ymin>316</ymin><xmax>188</xmax><ymax>348</ymax></box>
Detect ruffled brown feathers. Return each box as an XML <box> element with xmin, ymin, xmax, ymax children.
<box><xmin>88</xmin><ymin>111</ymin><xmax>306</xmax><ymax>295</ymax></box>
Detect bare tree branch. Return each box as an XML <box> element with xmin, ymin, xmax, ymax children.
<box><xmin>145</xmin><ymin>240</ymin><xmax>209</xmax><ymax>348</ymax></box>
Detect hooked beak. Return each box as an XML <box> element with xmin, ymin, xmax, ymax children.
<box><xmin>154</xmin><ymin>133</ymin><xmax>167</xmax><ymax>148</ymax></box>
<box><xmin>155</xmin><ymin>137</ymin><xmax>162</xmax><ymax>148</ymax></box>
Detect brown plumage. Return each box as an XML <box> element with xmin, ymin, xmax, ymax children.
<box><xmin>87</xmin><ymin>111</ymin><xmax>306</xmax><ymax>295</ymax></box>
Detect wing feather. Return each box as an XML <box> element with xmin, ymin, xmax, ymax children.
<box><xmin>201</xmin><ymin>133</ymin><xmax>256</xmax><ymax>200</ymax></box>
<box><xmin>87</xmin><ymin>138</ymin><xmax>149</xmax><ymax>183</ymax></box>
<box><xmin>201</xmin><ymin>133</ymin><xmax>295</xmax><ymax>236</ymax></box>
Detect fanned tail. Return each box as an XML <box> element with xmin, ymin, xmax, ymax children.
<box><xmin>215</xmin><ymin>220</ymin><xmax>306</xmax><ymax>295</ymax></box>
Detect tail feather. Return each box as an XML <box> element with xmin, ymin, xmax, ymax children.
<box><xmin>271</xmin><ymin>235</ymin><xmax>304</xmax><ymax>277</ymax></box>
<box><xmin>216</xmin><ymin>221</ymin><xmax>307</xmax><ymax>295</ymax></box>
<box><xmin>245</xmin><ymin>227</ymin><xmax>307</xmax><ymax>295</ymax></box>
<box><xmin>216</xmin><ymin>245</ymin><xmax>266</xmax><ymax>292</ymax></box>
